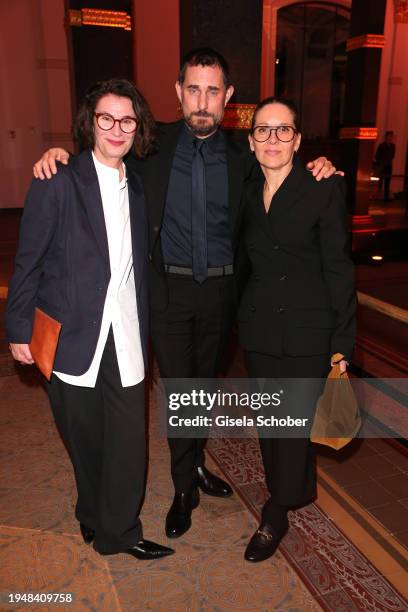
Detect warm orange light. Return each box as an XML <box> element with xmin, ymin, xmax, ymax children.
<box><xmin>68</xmin><ymin>8</ymin><xmax>132</xmax><ymax>31</ymax></box>
<box><xmin>222</xmin><ymin>104</ymin><xmax>256</xmax><ymax>130</ymax></box>
<box><xmin>372</xmin><ymin>255</ymin><xmax>383</xmax><ymax>261</ymax></box>
<box><xmin>339</xmin><ymin>127</ymin><xmax>378</xmax><ymax>140</ymax></box>
<box><xmin>346</xmin><ymin>34</ymin><xmax>385</xmax><ymax>52</ymax></box>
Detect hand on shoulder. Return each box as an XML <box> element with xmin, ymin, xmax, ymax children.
<box><xmin>306</xmin><ymin>156</ymin><xmax>345</xmax><ymax>181</ymax></box>
<box><xmin>33</xmin><ymin>148</ymin><xmax>70</xmax><ymax>180</ymax></box>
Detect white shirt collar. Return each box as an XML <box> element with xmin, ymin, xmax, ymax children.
<box><xmin>92</xmin><ymin>152</ymin><xmax>127</xmax><ymax>188</ymax></box>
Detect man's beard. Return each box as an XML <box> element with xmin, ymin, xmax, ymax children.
<box><xmin>184</xmin><ymin>110</ymin><xmax>222</xmax><ymax>137</ymax></box>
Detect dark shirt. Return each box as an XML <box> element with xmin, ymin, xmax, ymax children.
<box><xmin>161</xmin><ymin>123</ymin><xmax>233</xmax><ymax>267</ymax></box>
<box><xmin>375</xmin><ymin>142</ymin><xmax>395</xmax><ymax>166</ymax></box>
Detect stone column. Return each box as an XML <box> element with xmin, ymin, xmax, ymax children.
<box><xmin>132</xmin><ymin>0</ymin><xmax>180</xmax><ymax>122</ymax></box>
<box><xmin>340</xmin><ymin>0</ymin><xmax>387</xmax><ymax>222</ymax></box>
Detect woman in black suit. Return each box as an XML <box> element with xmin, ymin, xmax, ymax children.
<box><xmin>238</xmin><ymin>97</ymin><xmax>355</xmax><ymax>562</ymax></box>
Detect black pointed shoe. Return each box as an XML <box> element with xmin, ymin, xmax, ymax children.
<box><xmin>244</xmin><ymin>518</ymin><xmax>289</xmax><ymax>563</ymax></box>
<box><xmin>197</xmin><ymin>466</ymin><xmax>233</xmax><ymax>497</ymax></box>
<box><xmin>80</xmin><ymin>523</ymin><xmax>95</xmax><ymax>544</ymax></box>
<box><xmin>165</xmin><ymin>488</ymin><xmax>200</xmax><ymax>538</ymax></box>
<box><xmin>124</xmin><ymin>540</ymin><xmax>174</xmax><ymax>560</ymax></box>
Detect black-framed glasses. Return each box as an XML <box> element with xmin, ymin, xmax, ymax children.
<box><xmin>94</xmin><ymin>113</ymin><xmax>138</xmax><ymax>134</ymax></box>
<box><xmin>252</xmin><ymin>125</ymin><xmax>297</xmax><ymax>143</ymax></box>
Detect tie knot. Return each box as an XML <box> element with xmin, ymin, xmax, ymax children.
<box><xmin>194</xmin><ymin>139</ymin><xmax>205</xmax><ymax>153</ymax></box>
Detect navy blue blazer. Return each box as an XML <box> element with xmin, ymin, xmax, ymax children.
<box><xmin>6</xmin><ymin>149</ymin><xmax>149</xmax><ymax>375</ymax></box>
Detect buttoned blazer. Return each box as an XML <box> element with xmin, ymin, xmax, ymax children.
<box><xmin>132</xmin><ymin>120</ymin><xmax>254</xmax><ymax>311</ymax></box>
<box><xmin>237</xmin><ymin>158</ymin><xmax>356</xmax><ymax>361</ymax></box>
<box><xmin>6</xmin><ymin>149</ymin><xmax>149</xmax><ymax>375</ymax></box>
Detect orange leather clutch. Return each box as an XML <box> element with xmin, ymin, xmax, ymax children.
<box><xmin>29</xmin><ymin>307</ymin><xmax>62</xmax><ymax>381</ymax></box>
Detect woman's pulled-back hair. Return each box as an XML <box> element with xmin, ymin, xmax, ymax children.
<box><xmin>251</xmin><ymin>96</ymin><xmax>300</xmax><ymax>133</ymax></box>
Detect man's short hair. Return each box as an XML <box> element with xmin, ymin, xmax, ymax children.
<box><xmin>178</xmin><ymin>47</ymin><xmax>230</xmax><ymax>87</ymax></box>
<box><xmin>385</xmin><ymin>130</ymin><xmax>394</xmax><ymax>138</ymax></box>
<box><xmin>73</xmin><ymin>78</ymin><xmax>156</xmax><ymax>158</ymax></box>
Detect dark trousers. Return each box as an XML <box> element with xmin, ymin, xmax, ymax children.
<box><xmin>151</xmin><ymin>274</ymin><xmax>236</xmax><ymax>492</ymax></box>
<box><xmin>245</xmin><ymin>351</ymin><xmax>330</xmax><ymax>516</ymax></box>
<box><xmin>379</xmin><ymin>163</ymin><xmax>392</xmax><ymax>201</ymax></box>
<box><xmin>47</xmin><ymin>329</ymin><xmax>146</xmax><ymax>554</ymax></box>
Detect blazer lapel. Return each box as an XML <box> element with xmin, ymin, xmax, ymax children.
<box><xmin>267</xmin><ymin>156</ymin><xmax>308</xmax><ymax>226</ymax></box>
<box><xmin>225</xmin><ymin>133</ymin><xmax>245</xmax><ymax>240</ymax></box>
<box><xmin>144</xmin><ymin>121</ymin><xmax>183</xmax><ymax>231</ymax></box>
<box><xmin>246</xmin><ymin>177</ymin><xmax>277</xmax><ymax>243</ymax></box>
<box><xmin>76</xmin><ymin>150</ymin><xmax>110</xmax><ymax>272</ymax></box>
<box><xmin>126</xmin><ymin>166</ymin><xmax>146</xmax><ymax>291</ymax></box>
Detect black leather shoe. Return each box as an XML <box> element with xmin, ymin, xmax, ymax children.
<box><xmin>244</xmin><ymin>518</ymin><xmax>289</xmax><ymax>563</ymax></box>
<box><xmin>124</xmin><ymin>540</ymin><xmax>174</xmax><ymax>560</ymax></box>
<box><xmin>197</xmin><ymin>466</ymin><xmax>233</xmax><ymax>497</ymax></box>
<box><xmin>165</xmin><ymin>489</ymin><xmax>199</xmax><ymax>538</ymax></box>
<box><xmin>80</xmin><ymin>523</ymin><xmax>95</xmax><ymax>544</ymax></box>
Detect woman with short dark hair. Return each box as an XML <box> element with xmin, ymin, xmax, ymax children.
<box><xmin>6</xmin><ymin>79</ymin><xmax>173</xmax><ymax>561</ymax></box>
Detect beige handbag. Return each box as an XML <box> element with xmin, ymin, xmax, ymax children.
<box><xmin>311</xmin><ymin>353</ymin><xmax>361</xmax><ymax>450</ymax></box>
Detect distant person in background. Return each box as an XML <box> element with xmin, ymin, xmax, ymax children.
<box><xmin>375</xmin><ymin>131</ymin><xmax>395</xmax><ymax>202</ymax></box>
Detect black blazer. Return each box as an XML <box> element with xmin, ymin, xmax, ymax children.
<box><xmin>6</xmin><ymin>149</ymin><xmax>149</xmax><ymax>375</ymax></box>
<box><xmin>132</xmin><ymin>120</ymin><xmax>254</xmax><ymax>311</ymax></box>
<box><xmin>238</xmin><ymin>158</ymin><xmax>356</xmax><ymax>361</ymax></box>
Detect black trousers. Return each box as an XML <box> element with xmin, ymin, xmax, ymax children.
<box><xmin>151</xmin><ymin>274</ymin><xmax>236</xmax><ymax>492</ymax></box>
<box><xmin>47</xmin><ymin>329</ymin><xmax>146</xmax><ymax>554</ymax></box>
<box><xmin>379</xmin><ymin>163</ymin><xmax>392</xmax><ymax>201</ymax></box>
<box><xmin>245</xmin><ymin>351</ymin><xmax>330</xmax><ymax>516</ymax></box>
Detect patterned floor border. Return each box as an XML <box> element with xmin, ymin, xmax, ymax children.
<box><xmin>207</xmin><ymin>436</ymin><xmax>408</xmax><ymax>612</ymax></box>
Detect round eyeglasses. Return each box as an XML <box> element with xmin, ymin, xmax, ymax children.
<box><xmin>252</xmin><ymin>125</ymin><xmax>297</xmax><ymax>143</ymax></box>
<box><xmin>94</xmin><ymin>113</ymin><xmax>138</xmax><ymax>134</ymax></box>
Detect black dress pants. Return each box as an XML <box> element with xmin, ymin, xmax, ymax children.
<box><xmin>379</xmin><ymin>163</ymin><xmax>392</xmax><ymax>201</ymax></box>
<box><xmin>47</xmin><ymin>329</ymin><xmax>146</xmax><ymax>554</ymax></box>
<box><xmin>245</xmin><ymin>351</ymin><xmax>330</xmax><ymax>515</ymax></box>
<box><xmin>151</xmin><ymin>274</ymin><xmax>236</xmax><ymax>492</ymax></box>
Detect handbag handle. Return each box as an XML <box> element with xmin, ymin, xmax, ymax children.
<box><xmin>329</xmin><ymin>353</ymin><xmax>347</xmax><ymax>379</ymax></box>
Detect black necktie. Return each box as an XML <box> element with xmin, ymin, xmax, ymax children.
<box><xmin>191</xmin><ymin>139</ymin><xmax>207</xmax><ymax>283</ymax></box>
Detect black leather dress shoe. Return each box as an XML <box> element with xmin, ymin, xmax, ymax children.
<box><xmin>124</xmin><ymin>540</ymin><xmax>174</xmax><ymax>560</ymax></box>
<box><xmin>197</xmin><ymin>466</ymin><xmax>233</xmax><ymax>497</ymax></box>
<box><xmin>80</xmin><ymin>523</ymin><xmax>95</xmax><ymax>544</ymax></box>
<box><xmin>244</xmin><ymin>518</ymin><xmax>289</xmax><ymax>563</ymax></box>
<box><xmin>165</xmin><ymin>489</ymin><xmax>200</xmax><ymax>538</ymax></box>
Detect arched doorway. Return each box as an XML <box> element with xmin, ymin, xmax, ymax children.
<box><xmin>262</xmin><ymin>1</ymin><xmax>351</xmax><ymax>139</ymax></box>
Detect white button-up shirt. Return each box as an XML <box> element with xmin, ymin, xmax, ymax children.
<box><xmin>54</xmin><ymin>153</ymin><xmax>145</xmax><ymax>388</ymax></box>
